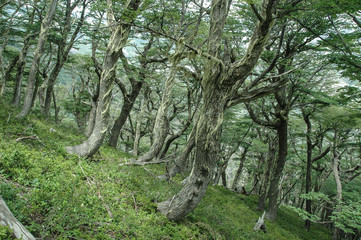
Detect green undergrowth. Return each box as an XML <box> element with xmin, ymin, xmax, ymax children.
<box><xmin>0</xmin><ymin>101</ymin><xmax>331</xmax><ymax>239</ymax></box>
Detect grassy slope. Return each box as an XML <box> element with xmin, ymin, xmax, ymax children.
<box><xmin>0</xmin><ymin>101</ymin><xmax>331</xmax><ymax>239</ymax></box>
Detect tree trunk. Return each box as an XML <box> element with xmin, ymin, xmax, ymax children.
<box><xmin>66</xmin><ymin>0</ymin><xmax>141</xmax><ymax>158</ymax></box>
<box><xmin>133</xmin><ymin>88</ymin><xmax>149</xmax><ymax>156</ymax></box>
<box><xmin>137</xmin><ymin>62</ymin><xmax>179</xmax><ymax>162</ymax></box>
<box><xmin>0</xmin><ymin>54</ymin><xmax>19</xmax><ymax>97</ymax></box>
<box><xmin>258</xmin><ymin>138</ymin><xmax>276</xmax><ymax>211</ymax></box>
<box><xmin>158</xmin><ymin>0</ymin><xmax>277</xmax><ymax>220</ymax></box>
<box><xmin>303</xmin><ymin>112</ymin><xmax>313</xmax><ymax>231</ymax></box>
<box><xmin>42</xmin><ymin>0</ymin><xmax>86</xmax><ymax>116</ymax></box>
<box><xmin>108</xmin><ymin>83</ymin><xmax>142</xmax><ymax>148</ymax></box>
<box><xmin>266</xmin><ymin>117</ymin><xmax>288</xmax><ymax>221</ymax></box>
<box><xmin>12</xmin><ymin>35</ymin><xmax>33</xmax><ymax>106</ymax></box>
<box><xmin>231</xmin><ymin>146</ymin><xmax>249</xmax><ymax>190</ymax></box>
<box><xmin>0</xmin><ymin>196</ymin><xmax>35</xmax><ymax>240</ymax></box>
<box><xmin>17</xmin><ymin>0</ymin><xmax>58</xmax><ymax>118</ymax></box>
<box><xmin>85</xmin><ymin>83</ymin><xmax>99</xmax><ymax>136</ymax></box>
<box><xmin>167</xmin><ymin>116</ymin><xmax>198</xmax><ymax>179</ymax></box>
<box><xmin>158</xmin><ymin>88</ymin><xmax>227</xmax><ymax>220</ymax></box>
<box><xmin>332</xmin><ymin>131</ymin><xmax>342</xmax><ymax>240</ymax></box>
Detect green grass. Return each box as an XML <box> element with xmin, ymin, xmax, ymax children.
<box><xmin>0</xmin><ymin>100</ymin><xmax>331</xmax><ymax>239</ymax></box>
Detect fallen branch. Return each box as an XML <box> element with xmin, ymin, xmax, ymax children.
<box><xmin>119</xmin><ymin>159</ymin><xmax>171</xmax><ymax>166</ymax></box>
<box><xmin>15</xmin><ymin>135</ymin><xmax>45</xmax><ymax>147</ymax></box>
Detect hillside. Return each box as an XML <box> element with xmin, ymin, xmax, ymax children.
<box><xmin>0</xmin><ymin>101</ymin><xmax>331</xmax><ymax>239</ymax></box>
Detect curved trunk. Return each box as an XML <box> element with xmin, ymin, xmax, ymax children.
<box><xmin>17</xmin><ymin>0</ymin><xmax>58</xmax><ymax>118</ymax></box>
<box><xmin>0</xmin><ymin>54</ymin><xmax>19</xmax><ymax>97</ymax></box>
<box><xmin>12</xmin><ymin>36</ymin><xmax>32</xmax><ymax>106</ymax></box>
<box><xmin>266</xmin><ymin>117</ymin><xmax>288</xmax><ymax>220</ymax></box>
<box><xmin>66</xmin><ymin>0</ymin><xmax>141</xmax><ymax>157</ymax></box>
<box><xmin>158</xmin><ymin>89</ymin><xmax>226</xmax><ymax>220</ymax></box>
<box><xmin>108</xmin><ymin>83</ymin><xmax>142</xmax><ymax>148</ymax></box>
<box><xmin>158</xmin><ymin>0</ymin><xmax>276</xmax><ymax>220</ymax></box>
<box><xmin>133</xmin><ymin>89</ymin><xmax>150</xmax><ymax>155</ymax></box>
<box><xmin>231</xmin><ymin>146</ymin><xmax>249</xmax><ymax>190</ymax></box>
<box><xmin>137</xmin><ymin>64</ymin><xmax>178</xmax><ymax>162</ymax></box>
<box><xmin>86</xmin><ymin>84</ymin><xmax>99</xmax><ymax>136</ymax></box>
<box><xmin>167</xmin><ymin>118</ymin><xmax>197</xmax><ymax>179</ymax></box>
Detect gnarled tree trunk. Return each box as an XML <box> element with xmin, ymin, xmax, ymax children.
<box><xmin>137</xmin><ymin>60</ymin><xmax>179</xmax><ymax>162</ymax></box>
<box><xmin>66</xmin><ymin>0</ymin><xmax>141</xmax><ymax>158</ymax></box>
<box><xmin>158</xmin><ymin>0</ymin><xmax>277</xmax><ymax>220</ymax></box>
<box><xmin>12</xmin><ymin>35</ymin><xmax>34</xmax><ymax>106</ymax></box>
<box><xmin>17</xmin><ymin>0</ymin><xmax>58</xmax><ymax>118</ymax></box>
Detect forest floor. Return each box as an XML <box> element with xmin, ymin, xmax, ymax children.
<box><xmin>0</xmin><ymin>101</ymin><xmax>331</xmax><ymax>239</ymax></box>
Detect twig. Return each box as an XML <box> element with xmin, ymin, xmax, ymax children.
<box><xmin>97</xmin><ymin>190</ymin><xmax>113</xmax><ymax>218</ymax></box>
<box><xmin>78</xmin><ymin>161</ymin><xmax>94</xmax><ymax>186</ymax></box>
<box><xmin>142</xmin><ymin>166</ymin><xmax>157</xmax><ymax>178</ymax></box>
<box><xmin>131</xmin><ymin>193</ymin><xmax>138</xmax><ymax>209</ymax></box>
<box><xmin>14</xmin><ymin>135</ymin><xmax>46</xmax><ymax>147</ymax></box>
<box><xmin>119</xmin><ymin>159</ymin><xmax>171</xmax><ymax>166</ymax></box>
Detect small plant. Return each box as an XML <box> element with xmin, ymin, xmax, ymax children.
<box><xmin>0</xmin><ymin>225</ymin><xmax>16</xmax><ymax>240</ymax></box>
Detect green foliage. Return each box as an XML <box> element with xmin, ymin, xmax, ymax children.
<box><xmin>0</xmin><ymin>225</ymin><xmax>15</xmax><ymax>240</ymax></box>
<box><xmin>330</xmin><ymin>201</ymin><xmax>361</xmax><ymax>234</ymax></box>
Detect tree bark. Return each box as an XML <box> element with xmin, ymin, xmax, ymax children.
<box><xmin>167</xmin><ymin>122</ymin><xmax>197</xmax><ymax>179</ymax></box>
<box><xmin>42</xmin><ymin>0</ymin><xmax>87</xmax><ymax>116</ymax></box>
<box><xmin>258</xmin><ymin>137</ymin><xmax>276</xmax><ymax>211</ymax></box>
<box><xmin>108</xmin><ymin>87</ymin><xmax>141</xmax><ymax>147</ymax></box>
<box><xmin>17</xmin><ymin>0</ymin><xmax>59</xmax><ymax>118</ymax></box>
<box><xmin>0</xmin><ymin>54</ymin><xmax>19</xmax><ymax>97</ymax></box>
<box><xmin>85</xmin><ymin>83</ymin><xmax>99</xmax><ymax>136</ymax></box>
<box><xmin>66</xmin><ymin>0</ymin><xmax>141</xmax><ymax>158</ymax></box>
<box><xmin>0</xmin><ymin>196</ymin><xmax>35</xmax><ymax>240</ymax></box>
<box><xmin>231</xmin><ymin>146</ymin><xmax>249</xmax><ymax>190</ymax></box>
<box><xmin>332</xmin><ymin>131</ymin><xmax>342</xmax><ymax>240</ymax></box>
<box><xmin>137</xmin><ymin>60</ymin><xmax>179</xmax><ymax>162</ymax></box>
<box><xmin>12</xmin><ymin>35</ymin><xmax>34</xmax><ymax>106</ymax></box>
<box><xmin>133</xmin><ymin>88</ymin><xmax>150</xmax><ymax>156</ymax></box>
<box><xmin>158</xmin><ymin>0</ymin><xmax>277</xmax><ymax>220</ymax></box>
<box><xmin>266</xmin><ymin>117</ymin><xmax>288</xmax><ymax>221</ymax></box>
<box><xmin>303</xmin><ymin>111</ymin><xmax>313</xmax><ymax>231</ymax></box>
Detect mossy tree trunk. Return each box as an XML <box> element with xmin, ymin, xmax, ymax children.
<box><xmin>12</xmin><ymin>34</ymin><xmax>35</xmax><ymax>106</ymax></box>
<box><xmin>231</xmin><ymin>146</ymin><xmax>249</xmax><ymax>190</ymax></box>
<box><xmin>41</xmin><ymin>0</ymin><xmax>87</xmax><ymax>117</ymax></box>
<box><xmin>108</xmin><ymin>36</ymin><xmax>154</xmax><ymax>148</ymax></box>
<box><xmin>17</xmin><ymin>0</ymin><xmax>59</xmax><ymax>118</ymax></box>
<box><xmin>158</xmin><ymin>0</ymin><xmax>277</xmax><ymax>220</ymax></box>
<box><xmin>133</xmin><ymin>87</ymin><xmax>150</xmax><ymax>156</ymax></box>
<box><xmin>66</xmin><ymin>0</ymin><xmax>142</xmax><ymax>158</ymax></box>
<box><xmin>137</xmin><ymin>58</ymin><xmax>180</xmax><ymax>162</ymax></box>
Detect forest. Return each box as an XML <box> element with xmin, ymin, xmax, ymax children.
<box><xmin>0</xmin><ymin>0</ymin><xmax>360</xmax><ymax>239</ymax></box>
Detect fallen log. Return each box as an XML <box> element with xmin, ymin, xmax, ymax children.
<box><xmin>0</xmin><ymin>196</ymin><xmax>35</xmax><ymax>240</ymax></box>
